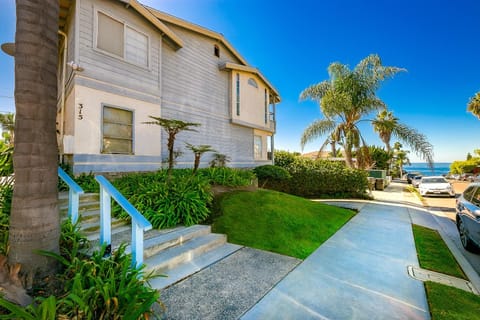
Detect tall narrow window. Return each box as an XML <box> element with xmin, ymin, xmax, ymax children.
<box><xmin>264</xmin><ymin>89</ymin><xmax>268</xmax><ymax>124</ymax></box>
<box><xmin>236</xmin><ymin>73</ymin><xmax>240</xmax><ymax>116</ymax></box>
<box><xmin>102</xmin><ymin>106</ymin><xmax>133</xmax><ymax>154</ymax></box>
<box><xmin>254</xmin><ymin>135</ymin><xmax>262</xmax><ymax>159</ymax></box>
<box><xmin>214</xmin><ymin>44</ymin><xmax>220</xmax><ymax>57</ymax></box>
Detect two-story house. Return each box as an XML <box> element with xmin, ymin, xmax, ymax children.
<box><xmin>57</xmin><ymin>0</ymin><xmax>280</xmax><ymax>174</ymax></box>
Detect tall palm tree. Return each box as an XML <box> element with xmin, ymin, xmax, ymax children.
<box><xmin>8</xmin><ymin>0</ymin><xmax>60</xmax><ymax>279</ymax></box>
<box><xmin>372</xmin><ymin>109</ymin><xmax>433</xmax><ymax>167</ymax></box>
<box><xmin>467</xmin><ymin>92</ymin><xmax>480</xmax><ymax>119</ymax></box>
<box><xmin>300</xmin><ymin>54</ymin><xmax>405</xmax><ymax>168</ymax></box>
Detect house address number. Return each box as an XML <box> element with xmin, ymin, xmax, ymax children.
<box><xmin>78</xmin><ymin>104</ymin><xmax>84</xmax><ymax>120</ymax></box>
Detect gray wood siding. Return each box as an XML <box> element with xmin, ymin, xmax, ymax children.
<box><xmin>161</xmin><ymin>23</ymin><xmax>261</xmax><ymax>167</ymax></box>
<box><xmin>77</xmin><ymin>0</ymin><xmax>162</xmax><ymax>97</ymax></box>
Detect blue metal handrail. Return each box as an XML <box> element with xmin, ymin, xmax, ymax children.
<box><xmin>58</xmin><ymin>167</ymin><xmax>84</xmax><ymax>224</ymax></box>
<box><xmin>95</xmin><ymin>175</ymin><xmax>152</xmax><ymax>268</ymax></box>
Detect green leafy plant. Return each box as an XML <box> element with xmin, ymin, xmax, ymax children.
<box><xmin>253</xmin><ymin>165</ymin><xmax>291</xmax><ymax>188</ymax></box>
<box><xmin>197</xmin><ymin>167</ymin><xmax>255</xmax><ymax>187</ymax></box>
<box><xmin>272</xmin><ymin>151</ymin><xmax>368</xmax><ymax>198</ymax></box>
<box><xmin>0</xmin><ymin>221</ymin><xmax>160</xmax><ymax>319</ymax></box>
<box><xmin>209</xmin><ymin>153</ymin><xmax>230</xmax><ymax>168</ymax></box>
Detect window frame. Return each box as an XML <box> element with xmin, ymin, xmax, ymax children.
<box><xmin>236</xmin><ymin>73</ymin><xmax>240</xmax><ymax>116</ymax></box>
<box><xmin>254</xmin><ymin>135</ymin><xmax>263</xmax><ymax>160</ymax></box>
<box><xmin>101</xmin><ymin>104</ymin><xmax>135</xmax><ymax>155</ymax></box>
<box><xmin>94</xmin><ymin>9</ymin><xmax>150</xmax><ymax>69</ymax></box>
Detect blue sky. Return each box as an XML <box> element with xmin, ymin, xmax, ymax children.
<box><xmin>1</xmin><ymin>0</ymin><xmax>479</xmax><ymax>163</ymax></box>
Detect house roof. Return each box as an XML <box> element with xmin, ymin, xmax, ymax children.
<box><xmin>220</xmin><ymin>62</ymin><xmax>280</xmax><ymax>103</ymax></box>
<box><xmin>119</xmin><ymin>0</ymin><xmax>183</xmax><ymax>50</ymax></box>
<box><xmin>145</xmin><ymin>5</ymin><xmax>281</xmax><ymax>102</ymax></box>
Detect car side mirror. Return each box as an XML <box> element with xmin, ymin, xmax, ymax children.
<box><xmin>455</xmin><ymin>194</ymin><xmax>461</xmax><ymax>199</ymax></box>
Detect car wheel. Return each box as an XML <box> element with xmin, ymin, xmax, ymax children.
<box><xmin>458</xmin><ymin>219</ymin><xmax>477</xmax><ymax>252</ymax></box>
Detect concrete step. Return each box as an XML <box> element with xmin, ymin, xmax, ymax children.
<box><xmin>143</xmin><ymin>225</ymin><xmax>212</xmax><ymax>259</ymax></box>
<box><xmin>149</xmin><ymin>243</ymin><xmax>242</xmax><ymax>290</ymax></box>
<box><xmin>144</xmin><ymin>233</ymin><xmax>227</xmax><ymax>276</ymax></box>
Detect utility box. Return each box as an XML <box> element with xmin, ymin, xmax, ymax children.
<box><xmin>369</xmin><ymin>170</ymin><xmax>386</xmax><ymax>179</ymax></box>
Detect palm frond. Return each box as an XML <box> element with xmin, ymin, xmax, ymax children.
<box><xmin>391</xmin><ymin>123</ymin><xmax>434</xmax><ymax>168</ymax></box>
<box><xmin>299</xmin><ymin>81</ymin><xmax>331</xmax><ymax>102</ymax></box>
<box><xmin>300</xmin><ymin>119</ymin><xmax>337</xmax><ymax>150</ymax></box>
<box><xmin>467</xmin><ymin>92</ymin><xmax>480</xmax><ymax>119</ymax></box>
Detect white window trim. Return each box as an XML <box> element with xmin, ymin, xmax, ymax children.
<box><xmin>93</xmin><ymin>8</ymin><xmax>151</xmax><ymax>70</ymax></box>
<box><xmin>254</xmin><ymin>135</ymin><xmax>263</xmax><ymax>160</ymax></box>
<box><xmin>101</xmin><ymin>103</ymin><xmax>135</xmax><ymax>155</ymax></box>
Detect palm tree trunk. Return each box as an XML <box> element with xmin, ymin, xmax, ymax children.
<box><xmin>344</xmin><ymin>146</ymin><xmax>354</xmax><ymax>168</ymax></box>
<box><xmin>8</xmin><ymin>0</ymin><xmax>60</xmax><ymax>279</ymax></box>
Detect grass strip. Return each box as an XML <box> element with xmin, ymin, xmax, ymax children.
<box><xmin>412</xmin><ymin>224</ymin><xmax>466</xmax><ymax>279</ymax></box>
<box><xmin>425</xmin><ymin>281</ymin><xmax>480</xmax><ymax>320</ymax></box>
<box><xmin>211</xmin><ymin>189</ymin><xmax>355</xmax><ymax>259</ymax></box>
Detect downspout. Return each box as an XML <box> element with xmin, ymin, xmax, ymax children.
<box><xmin>58</xmin><ymin>30</ymin><xmax>68</xmax><ymax>162</ymax></box>
<box><xmin>271</xmin><ymin>99</ymin><xmax>276</xmax><ymax>164</ymax></box>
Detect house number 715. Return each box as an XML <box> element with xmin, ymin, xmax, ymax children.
<box><xmin>78</xmin><ymin>104</ymin><xmax>84</xmax><ymax>120</ymax></box>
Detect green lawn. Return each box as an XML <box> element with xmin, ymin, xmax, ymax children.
<box><xmin>425</xmin><ymin>282</ymin><xmax>480</xmax><ymax>320</ymax></box>
<box><xmin>211</xmin><ymin>189</ymin><xmax>355</xmax><ymax>259</ymax></box>
<box><xmin>412</xmin><ymin>224</ymin><xmax>480</xmax><ymax>319</ymax></box>
<box><xmin>412</xmin><ymin>224</ymin><xmax>466</xmax><ymax>279</ymax></box>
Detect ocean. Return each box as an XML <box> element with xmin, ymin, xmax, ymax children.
<box><xmin>404</xmin><ymin>162</ymin><xmax>451</xmax><ymax>177</ymax></box>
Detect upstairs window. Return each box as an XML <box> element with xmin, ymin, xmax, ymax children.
<box><xmin>264</xmin><ymin>89</ymin><xmax>268</xmax><ymax>124</ymax></box>
<box><xmin>236</xmin><ymin>73</ymin><xmax>240</xmax><ymax>116</ymax></box>
<box><xmin>248</xmin><ymin>78</ymin><xmax>258</xmax><ymax>88</ymax></box>
<box><xmin>102</xmin><ymin>105</ymin><xmax>133</xmax><ymax>154</ymax></box>
<box><xmin>96</xmin><ymin>11</ymin><xmax>149</xmax><ymax>67</ymax></box>
<box><xmin>214</xmin><ymin>44</ymin><xmax>220</xmax><ymax>57</ymax></box>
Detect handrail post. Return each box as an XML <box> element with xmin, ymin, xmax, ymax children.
<box><xmin>99</xmin><ymin>185</ymin><xmax>112</xmax><ymax>252</ymax></box>
<box><xmin>58</xmin><ymin>167</ymin><xmax>84</xmax><ymax>224</ymax></box>
<box><xmin>132</xmin><ymin>222</ymin><xmax>143</xmax><ymax>268</ymax></box>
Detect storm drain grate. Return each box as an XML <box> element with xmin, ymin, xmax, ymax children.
<box><xmin>407</xmin><ymin>265</ymin><xmax>478</xmax><ymax>295</ymax></box>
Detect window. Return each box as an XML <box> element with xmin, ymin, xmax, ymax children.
<box><xmin>236</xmin><ymin>73</ymin><xmax>240</xmax><ymax>116</ymax></box>
<box><xmin>248</xmin><ymin>78</ymin><xmax>258</xmax><ymax>88</ymax></box>
<box><xmin>214</xmin><ymin>44</ymin><xmax>220</xmax><ymax>57</ymax></box>
<box><xmin>264</xmin><ymin>89</ymin><xmax>268</xmax><ymax>124</ymax></box>
<box><xmin>96</xmin><ymin>11</ymin><xmax>149</xmax><ymax>67</ymax></box>
<box><xmin>102</xmin><ymin>106</ymin><xmax>133</xmax><ymax>154</ymax></box>
<box><xmin>472</xmin><ymin>188</ymin><xmax>480</xmax><ymax>206</ymax></box>
<box><xmin>254</xmin><ymin>135</ymin><xmax>262</xmax><ymax>159</ymax></box>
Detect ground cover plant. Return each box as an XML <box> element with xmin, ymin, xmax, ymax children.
<box><xmin>211</xmin><ymin>189</ymin><xmax>355</xmax><ymax>259</ymax></box>
<box><xmin>0</xmin><ymin>220</ymin><xmax>160</xmax><ymax>319</ymax></box>
<box><xmin>111</xmin><ymin>168</ymin><xmax>254</xmax><ymax>229</ymax></box>
<box><xmin>412</xmin><ymin>224</ymin><xmax>466</xmax><ymax>279</ymax></box>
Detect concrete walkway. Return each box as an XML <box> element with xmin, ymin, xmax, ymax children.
<box><xmin>241</xmin><ymin>202</ymin><xmax>430</xmax><ymax>319</ymax></box>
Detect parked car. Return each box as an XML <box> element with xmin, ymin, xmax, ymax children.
<box><xmin>412</xmin><ymin>175</ymin><xmax>423</xmax><ymax>188</ymax></box>
<box><xmin>406</xmin><ymin>172</ymin><xmax>422</xmax><ymax>184</ymax></box>
<box><xmin>418</xmin><ymin>176</ymin><xmax>455</xmax><ymax>197</ymax></box>
<box><xmin>456</xmin><ymin>182</ymin><xmax>480</xmax><ymax>252</ymax></box>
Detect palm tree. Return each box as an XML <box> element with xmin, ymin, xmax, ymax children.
<box><xmin>300</xmin><ymin>54</ymin><xmax>405</xmax><ymax>168</ymax></box>
<box><xmin>144</xmin><ymin>117</ymin><xmax>200</xmax><ymax>179</ymax></box>
<box><xmin>393</xmin><ymin>142</ymin><xmax>410</xmax><ymax>178</ymax></box>
<box><xmin>372</xmin><ymin>109</ymin><xmax>433</xmax><ymax>167</ymax></box>
<box><xmin>185</xmin><ymin>143</ymin><xmax>215</xmax><ymax>173</ymax></box>
<box><xmin>467</xmin><ymin>92</ymin><xmax>480</xmax><ymax>119</ymax></box>
<box><xmin>8</xmin><ymin>0</ymin><xmax>60</xmax><ymax>283</ymax></box>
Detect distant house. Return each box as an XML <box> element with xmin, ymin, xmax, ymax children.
<box><xmin>56</xmin><ymin>0</ymin><xmax>280</xmax><ymax>174</ymax></box>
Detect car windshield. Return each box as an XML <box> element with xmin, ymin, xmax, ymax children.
<box><xmin>422</xmin><ymin>178</ymin><xmax>447</xmax><ymax>184</ymax></box>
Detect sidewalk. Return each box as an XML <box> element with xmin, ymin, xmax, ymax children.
<box><xmin>241</xmin><ymin>202</ymin><xmax>430</xmax><ymax>319</ymax></box>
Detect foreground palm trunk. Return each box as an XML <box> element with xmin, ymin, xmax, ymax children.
<box><xmin>8</xmin><ymin>0</ymin><xmax>60</xmax><ymax>279</ymax></box>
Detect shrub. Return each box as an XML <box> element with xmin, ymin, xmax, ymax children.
<box><xmin>0</xmin><ymin>185</ymin><xmax>12</xmax><ymax>255</ymax></box>
<box><xmin>197</xmin><ymin>167</ymin><xmax>255</xmax><ymax>187</ymax></box>
<box><xmin>253</xmin><ymin>165</ymin><xmax>290</xmax><ymax>188</ymax></box>
<box><xmin>112</xmin><ymin>170</ymin><xmax>213</xmax><ymax>229</ymax></box>
<box><xmin>270</xmin><ymin>151</ymin><xmax>368</xmax><ymax>198</ymax></box>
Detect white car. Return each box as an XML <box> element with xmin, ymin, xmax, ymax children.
<box><xmin>418</xmin><ymin>176</ymin><xmax>455</xmax><ymax>197</ymax></box>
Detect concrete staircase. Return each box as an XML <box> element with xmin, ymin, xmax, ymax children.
<box><xmin>58</xmin><ymin>192</ymin><xmax>242</xmax><ymax>289</ymax></box>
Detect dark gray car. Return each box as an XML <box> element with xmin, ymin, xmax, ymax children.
<box><xmin>456</xmin><ymin>182</ymin><xmax>480</xmax><ymax>252</ymax></box>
